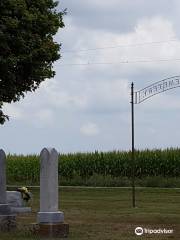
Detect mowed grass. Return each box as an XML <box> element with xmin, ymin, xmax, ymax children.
<box><xmin>1</xmin><ymin>187</ymin><xmax>180</xmax><ymax>239</ymax></box>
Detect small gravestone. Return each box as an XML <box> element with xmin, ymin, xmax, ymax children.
<box><xmin>0</xmin><ymin>149</ymin><xmax>16</xmax><ymax>231</ymax></box>
<box><xmin>7</xmin><ymin>191</ymin><xmax>23</xmax><ymax>207</ymax></box>
<box><xmin>7</xmin><ymin>191</ymin><xmax>31</xmax><ymax>214</ymax></box>
<box><xmin>33</xmin><ymin>148</ymin><xmax>69</xmax><ymax>237</ymax></box>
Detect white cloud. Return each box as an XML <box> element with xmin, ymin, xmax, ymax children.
<box><xmin>32</xmin><ymin>109</ymin><xmax>54</xmax><ymax>128</ymax></box>
<box><xmin>60</xmin><ymin>0</ymin><xmax>174</xmax><ymax>33</ymax></box>
<box><xmin>59</xmin><ymin>16</ymin><xmax>180</xmax><ymax>78</ymax></box>
<box><xmin>80</xmin><ymin>122</ymin><xmax>99</xmax><ymax>136</ymax></box>
<box><xmin>3</xmin><ymin>104</ymin><xmax>23</xmax><ymax>120</ymax></box>
<box><xmin>3</xmin><ymin>100</ymin><xmax>54</xmax><ymax>128</ymax></box>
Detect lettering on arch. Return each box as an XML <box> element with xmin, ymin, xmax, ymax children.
<box><xmin>135</xmin><ymin>76</ymin><xmax>180</xmax><ymax>104</ymax></box>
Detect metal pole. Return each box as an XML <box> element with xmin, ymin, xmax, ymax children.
<box><xmin>131</xmin><ymin>82</ymin><xmax>136</xmax><ymax>208</ymax></box>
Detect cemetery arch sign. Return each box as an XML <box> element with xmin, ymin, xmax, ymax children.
<box><xmin>130</xmin><ymin>75</ymin><xmax>180</xmax><ymax>208</ymax></box>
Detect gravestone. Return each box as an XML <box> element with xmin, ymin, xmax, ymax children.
<box><xmin>33</xmin><ymin>148</ymin><xmax>69</xmax><ymax>237</ymax></box>
<box><xmin>7</xmin><ymin>191</ymin><xmax>31</xmax><ymax>214</ymax></box>
<box><xmin>7</xmin><ymin>191</ymin><xmax>23</xmax><ymax>207</ymax></box>
<box><xmin>0</xmin><ymin>149</ymin><xmax>16</xmax><ymax>231</ymax></box>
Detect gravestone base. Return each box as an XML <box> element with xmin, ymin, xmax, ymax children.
<box><xmin>0</xmin><ymin>215</ymin><xmax>16</xmax><ymax>231</ymax></box>
<box><xmin>37</xmin><ymin>211</ymin><xmax>64</xmax><ymax>223</ymax></box>
<box><xmin>32</xmin><ymin>222</ymin><xmax>69</xmax><ymax>238</ymax></box>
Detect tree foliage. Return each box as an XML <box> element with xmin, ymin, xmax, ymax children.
<box><xmin>0</xmin><ymin>0</ymin><xmax>65</xmax><ymax>123</ymax></box>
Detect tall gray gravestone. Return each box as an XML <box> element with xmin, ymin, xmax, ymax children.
<box><xmin>0</xmin><ymin>149</ymin><xmax>16</xmax><ymax>231</ymax></box>
<box><xmin>37</xmin><ymin>148</ymin><xmax>64</xmax><ymax>223</ymax></box>
<box><xmin>34</xmin><ymin>148</ymin><xmax>69</xmax><ymax>237</ymax></box>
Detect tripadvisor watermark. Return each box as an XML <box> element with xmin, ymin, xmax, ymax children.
<box><xmin>135</xmin><ymin>227</ymin><xmax>174</xmax><ymax>236</ymax></box>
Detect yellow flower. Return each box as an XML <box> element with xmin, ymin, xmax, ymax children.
<box><xmin>17</xmin><ymin>186</ymin><xmax>31</xmax><ymax>202</ymax></box>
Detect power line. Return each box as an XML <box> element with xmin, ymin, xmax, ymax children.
<box><xmin>58</xmin><ymin>58</ymin><xmax>180</xmax><ymax>67</ymax></box>
<box><xmin>61</xmin><ymin>39</ymin><xmax>179</xmax><ymax>54</ymax></box>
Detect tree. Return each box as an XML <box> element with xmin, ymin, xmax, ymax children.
<box><xmin>0</xmin><ymin>0</ymin><xmax>65</xmax><ymax>123</ymax></box>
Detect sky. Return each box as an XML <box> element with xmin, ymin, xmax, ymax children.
<box><xmin>1</xmin><ymin>0</ymin><xmax>180</xmax><ymax>154</ymax></box>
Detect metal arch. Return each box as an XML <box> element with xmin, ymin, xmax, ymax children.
<box><xmin>130</xmin><ymin>75</ymin><xmax>180</xmax><ymax>208</ymax></box>
<box><xmin>134</xmin><ymin>75</ymin><xmax>180</xmax><ymax>104</ymax></box>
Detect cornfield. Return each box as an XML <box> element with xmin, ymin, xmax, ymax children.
<box><xmin>6</xmin><ymin>148</ymin><xmax>180</xmax><ymax>185</ymax></box>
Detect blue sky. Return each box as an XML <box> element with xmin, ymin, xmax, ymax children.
<box><xmin>1</xmin><ymin>0</ymin><xmax>180</xmax><ymax>154</ymax></box>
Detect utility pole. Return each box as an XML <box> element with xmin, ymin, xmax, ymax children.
<box><xmin>131</xmin><ymin>82</ymin><xmax>135</xmax><ymax>208</ymax></box>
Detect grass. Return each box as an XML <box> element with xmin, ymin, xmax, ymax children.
<box><xmin>60</xmin><ymin>175</ymin><xmax>180</xmax><ymax>188</ymax></box>
<box><xmin>1</xmin><ymin>187</ymin><xmax>180</xmax><ymax>239</ymax></box>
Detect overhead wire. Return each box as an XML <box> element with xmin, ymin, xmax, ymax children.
<box><xmin>58</xmin><ymin>58</ymin><xmax>180</xmax><ymax>67</ymax></box>
<box><xmin>61</xmin><ymin>39</ymin><xmax>179</xmax><ymax>54</ymax></box>
<box><xmin>59</xmin><ymin>38</ymin><xmax>180</xmax><ymax>67</ymax></box>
